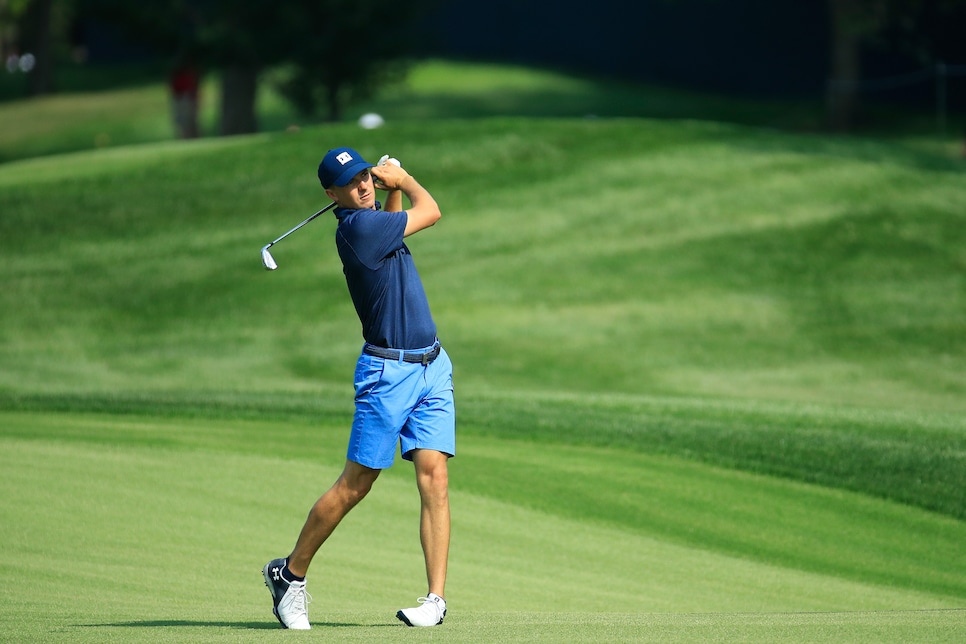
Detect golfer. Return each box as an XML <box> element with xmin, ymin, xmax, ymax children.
<box><xmin>263</xmin><ymin>147</ymin><xmax>455</xmax><ymax>630</ymax></box>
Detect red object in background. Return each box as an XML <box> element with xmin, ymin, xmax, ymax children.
<box><xmin>170</xmin><ymin>67</ymin><xmax>200</xmax><ymax>98</ymax></box>
<box><xmin>169</xmin><ymin>64</ymin><xmax>200</xmax><ymax>138</ymax></box>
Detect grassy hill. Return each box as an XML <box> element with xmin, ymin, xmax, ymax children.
<box><xmin>3</xmin><ymin>58</ymin><xmax>928</xmax><ymax>164</ymax></box>
<box><xmin>1</xmin><ymin>61</ymin><xmax>964</xmax><ymax>641</ymax></box>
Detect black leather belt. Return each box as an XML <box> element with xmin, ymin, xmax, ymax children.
<box><xmin>363</xmin><ymin>343</ymin><xmax>441</xmax><ymax>365</ymax></box>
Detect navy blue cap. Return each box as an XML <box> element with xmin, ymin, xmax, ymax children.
<box><xmin>318</xmin><ymin>147</ymin><xmax>373</xmax><ymax>188</ymax></box>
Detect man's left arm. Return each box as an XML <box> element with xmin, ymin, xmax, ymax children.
<box><xmin>383</xmin><ymin>188</ymin><xmax>402</xmax><ymax>212</ymax></box>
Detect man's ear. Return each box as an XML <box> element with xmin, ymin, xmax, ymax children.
<box><xmin>324</xmin><ymin>188</ymin><xmax>338</xmax><ymax>204</ymax></box>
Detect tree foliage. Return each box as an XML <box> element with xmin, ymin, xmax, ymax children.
<box><xmin>825</xmin><ymin>0</ymin><xmax>966</xmax><ymax>129</ymax></box>
<box><xmin>266</xmin><ymin>0</ymin><xmax>432</xmax><ymax>121</ymax></box>
<box><xmin>75</xmin><ymin>0</ymin><xmax>435</xmax><ymax>130</ymax></box>
<box><xmin>1</xmin><ymin>0</ymin><xmax>77</xmax><ymax>96</ymax></box>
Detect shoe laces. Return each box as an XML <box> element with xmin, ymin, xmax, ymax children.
<box><xmin>290</xmin><ymin>583</ymin><xmax>312</xmax><ymax>613</ymax></box>
<box><xmin>417</xmin><ymin>596</ymin><xmax>442</xmax><ymax>617</ymax></box>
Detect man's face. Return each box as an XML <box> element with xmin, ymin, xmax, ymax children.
<box><xmin>327</xmin><ymin>169</ymin><xmax>375</xmax><ymax>209</ymax></box>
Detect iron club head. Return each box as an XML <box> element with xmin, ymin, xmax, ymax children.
<box><xmin>261</xmin><ymin>246</ymin><xmax>278</xmax><ymax>271</ymax></box>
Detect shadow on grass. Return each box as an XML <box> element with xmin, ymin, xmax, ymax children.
<box><xmin>78</xmin><ymin>619</ymin><xmax>397</xmax><ymax>630</ymax></box>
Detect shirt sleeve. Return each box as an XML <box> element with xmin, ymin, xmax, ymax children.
<box><xmin>343</xmin><ymin>209</ymin><xmax>407</xmax><ymax>269</ymax></box>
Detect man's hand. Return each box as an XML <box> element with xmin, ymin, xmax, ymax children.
<box><xmin>371</xmin><ymin>154</ymin><xmax>440</xmax><ymax>236</ymax></box>
<box><xmin>371</xmin><ymin>161</ymin><xmax>411</xmax><ymax>191</ymax></box>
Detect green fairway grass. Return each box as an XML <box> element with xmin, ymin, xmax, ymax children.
<box><xmin>2</xmin><ymin>413</ymin><xmax>964</xmax><ymax>643</ymax></box>
<box><xmin>1</xmin><ymin>62</ymin><xmax>965</xmax><ymax>641</ymax></box>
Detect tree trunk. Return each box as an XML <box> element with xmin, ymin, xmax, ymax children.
<box><xmin>23</xmin><ymin>0</ymin><xmax>55</xmax><ymax>96</ymax></box>
<box><xmin>825</xmin><ymin>0</ymin><xmax>887</xmax><ymax>131</ymax></box>
<box><xmin>826</xmin><ymin>17</ymin><xmax>861</xmax><ymax>131</ymax></box>
<box><xmin>220</xmin><ymin>65</ymin><xmax>259</xmax><ymax>135</ymax></box>
<box><xmin>326</xmin><ymin>82</ymin><xmax>342</xmax><ymax>123</ymax></box>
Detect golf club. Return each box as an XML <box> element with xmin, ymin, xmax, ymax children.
<box><xmin>261</xmin><ymin>201</ymin><xmax>337</xmax><ymax>270</ymax></box>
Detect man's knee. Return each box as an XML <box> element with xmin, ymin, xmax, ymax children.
<box><xmin>340</xmin><ymin>461</ymin><xmax>380</xmax><ymax>503</ymax></box>
<box><xmin>414</xmin><ymin>450</ymin><xmax>449</xmax><ymax>494</ymax></box>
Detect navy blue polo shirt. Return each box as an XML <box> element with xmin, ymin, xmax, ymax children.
<box><xmin>334</xmin><ymin>206</ymin><xmax>437</xmax><ymax>350</ymax></box>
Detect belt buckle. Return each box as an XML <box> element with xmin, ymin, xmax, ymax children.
<box><xmin>422</xmin><ymin>345</ymin><xmax>440</xmax><ymax>365</ymax></box>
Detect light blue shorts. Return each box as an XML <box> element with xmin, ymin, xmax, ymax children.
<box><xmin>346</xmin><ymin>342</ymin><xmax>455</xmax><ymax>470</ymax></box>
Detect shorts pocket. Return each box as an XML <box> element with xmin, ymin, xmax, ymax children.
<box><xmin>354</xmin><ymin>355</ymin><xmax>385</xmax><ymax>400</ymax></box>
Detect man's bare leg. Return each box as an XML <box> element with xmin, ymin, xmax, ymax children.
<box><xmin>412</xmin><ymin>449</ymin><xmax>450</xmax><ymax>597</ymax></box>
<box><xmin>286</xmin><ymin>460</ymin><xmax>381</xmax><ymax>577</ymax></box>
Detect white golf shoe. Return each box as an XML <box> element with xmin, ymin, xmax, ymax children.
<box><xmin>396</xmin><ymin>593</ymin><xmax>446</xmax><ymax>627</ymax></box>
<box><xmin>263</xmin><ymin>558</ymin><xmax>311</xmax><ymax>630</ymax></box>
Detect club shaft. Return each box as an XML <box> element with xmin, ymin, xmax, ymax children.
<box><xmin>266</xmin><ymin>202</ymin><xmax>337</xmax><ymax>248</ymax></box>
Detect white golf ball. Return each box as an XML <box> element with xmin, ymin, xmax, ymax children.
<box><xmin>358</xmin><ymin>113</ymin><xmax>385</xmax><ymax>129</ymax></box>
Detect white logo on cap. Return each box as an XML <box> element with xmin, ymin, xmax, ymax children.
<box><xmin>336</xmin><ymin>151</ymin><xmax>353</xmax><ymax>165</ymax></box>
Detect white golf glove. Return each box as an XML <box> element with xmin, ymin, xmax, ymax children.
<box><xmin>377</xmin><ymin>154</ymin><xmax>401</xmax><ymax>167</ymax></box>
